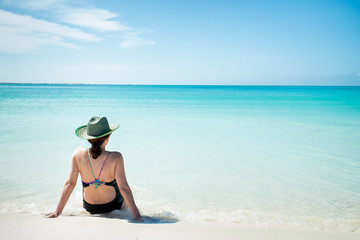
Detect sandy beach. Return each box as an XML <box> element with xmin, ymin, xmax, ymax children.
<box><xmin>1</xmin><ymin>213</ymin><xmax>359</xmax><ymax>240</ymax></box>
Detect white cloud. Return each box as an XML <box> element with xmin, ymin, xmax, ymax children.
<box><xmin>0</xmin><ymin>10</ymin><xmax>99</xmax><ymax>41</ymax></box>
<box><xmin>2</xmin><ymin>0</ymin><xmax>62</xmax><ymax>10</ymax></box>
<box><xmin>0</xmin><ymin>25</ymin><xmax>76</xmax><ymax>53</ymax></box>
<box><xmin>0</xmin><ymin>1</ymin><xmax>155</xmax><ymax>52</ymax></box>
<box><xmin>119</xmin><ymin>35</ymin><xmax>155</xmax><ymax>49</ymax></box>
<box><xmin>59</xmin><ymin>8</ymin><xmax>129</xmax><ymax>31</ymax></box>
<box><xmin>4</xmin><ymin>1</ymin><xmax>131</xmax><ymax>32</ymax></box>
<box><xmin>0</xmin><ymin>9</ymin><xmax>100</xmax><ymax>53</ymax></box>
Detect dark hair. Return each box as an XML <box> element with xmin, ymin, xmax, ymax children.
<box><xmin>88</xmin><ymin>135</ymin><xmax>110</xmax><ymax>159</ymax></box>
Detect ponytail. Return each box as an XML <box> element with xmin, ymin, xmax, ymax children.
<box><xmin>88</xmin><ymin>135</ymin><xmax>110</xmax><ymax>159</ymax></box>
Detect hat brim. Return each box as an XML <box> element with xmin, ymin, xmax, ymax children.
<box><xmin>75</xmin><ymin>124</ymin><xmax>119</xmax><ymax>140</ymax></box>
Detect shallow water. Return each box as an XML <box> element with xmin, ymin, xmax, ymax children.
<box><xmin>0</xmin><ymin>84</ymin><xmax>359</xmax><ymax>231</ymax></box>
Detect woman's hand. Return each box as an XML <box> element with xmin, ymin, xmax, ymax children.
<box><xmin>134</xmin><ymin>216</ymin><xmax>156</xmax><ymax>223</ymax></box>
<box><xmin>134</xmin><ymin>216</ymin><xmax>144</xmax><ymax>222</ymax></box>
<box><xmin>42</xmin><ymin>212</ymin><xmax>60</xmax><ymax>218</ymax></box>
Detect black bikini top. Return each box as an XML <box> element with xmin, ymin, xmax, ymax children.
<box><xmin>82</xmin><ymin>179</ymin><xmax>117</xmax><ymax>188</ymax></box>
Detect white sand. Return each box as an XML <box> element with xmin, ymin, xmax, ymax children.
<box><xmin>1</xmin><ymin>213</ymin><xmax>359</xmax><ymax>240</ymax></box>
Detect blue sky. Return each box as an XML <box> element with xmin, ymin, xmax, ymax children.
<box><xmin>0</xmin><ymin>0</ymin><xmax>359</xmax><ymax>85</ymax></box>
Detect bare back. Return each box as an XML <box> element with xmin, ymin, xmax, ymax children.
<box><xmin>74</xmin><ymin>147</ymin><xmax>122</xmax><ymax>204</ymax></box>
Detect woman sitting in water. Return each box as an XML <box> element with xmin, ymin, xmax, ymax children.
<box><xmin>45</xmin><ymin>116</ymin><xmax>144</xmax><ymax>222</ymax></box>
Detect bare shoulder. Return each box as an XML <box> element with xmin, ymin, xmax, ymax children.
<box><xmin>73</xmin><ymin>147</ymin><xmax>86</xmax><ymax>159</ymax></box>
<box><xmin>110</xmin><ymin>151</ymin><xmax>124</xmax><ymax>164</ymax></box>
<box><xmin>110</xmin><ymin>151</ymin><xmax>123</xmax><ymax>159</ymax></box>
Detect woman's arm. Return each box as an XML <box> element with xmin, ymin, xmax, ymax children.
<box><xmin>44</xmin><ymin>149</ymin><xmax>80</xmax><ymax>218</ymax></box>
<box><xmin>114</xmin><ymin>152</ymin><xmax>142</xmax><ymax>221</ymax></box>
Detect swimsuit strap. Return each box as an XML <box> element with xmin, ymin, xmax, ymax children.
<box><xmin>86</xmin><ymin>149</ymin><xmax>111</xmax><ymax>189</ymax></box>
<box><xmin>97</xmin><ymin>151</ymin><xmax>111</xmax><ymax>179</ymax></box>
<box><xmin>86</xmin><ymin>149</ymin><xmax>96</xmax><ymax>180</ymax></box>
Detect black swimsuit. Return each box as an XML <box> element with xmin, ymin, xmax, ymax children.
<box><xmin>82</xmin><ymin>149</ymin><xmax>124</xmax><ymax>214</ymax></box>
<box><xmin>82</xmin><ymin>179</ymin><xmax>124</xmax><ymax>214</ymax></box>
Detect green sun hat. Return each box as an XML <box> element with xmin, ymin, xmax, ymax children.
<box><xmin>75</xmin><ymin>116</ymin><xmax>119</xmax><ymax>140</ymax></box>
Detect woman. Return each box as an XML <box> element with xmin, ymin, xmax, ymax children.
<box><xmin>45</xmin><ymin>116</ymin><xmax>144</xmax><ymax>221</ymax></box>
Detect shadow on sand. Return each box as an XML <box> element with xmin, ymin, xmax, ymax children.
<box><xmin>87</xmin><ymin>208</ymin><xmax>178</xmax><ymax>224</ymax></box>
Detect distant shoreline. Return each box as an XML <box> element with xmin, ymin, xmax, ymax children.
<box><xmin>1</xmin><ymin>82</ymin><xmax>360</xmax><ymax>87</ymax></box>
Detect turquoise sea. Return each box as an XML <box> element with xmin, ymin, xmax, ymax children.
<box><xmin>0</xmin><ymin>84</ymin><xmax>359</xmax><ymax>232</ymax></box>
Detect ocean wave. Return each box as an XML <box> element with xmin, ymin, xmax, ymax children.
<box><xmin>1</xmin><ymin>188</ymin><xmax>359</xmax><ymax>233</ymax></box>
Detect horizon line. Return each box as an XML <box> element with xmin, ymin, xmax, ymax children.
<box><xmin>1</xmin><ymin>82</ymin><xmax>360</xmax><ymax>87</ymax></box>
